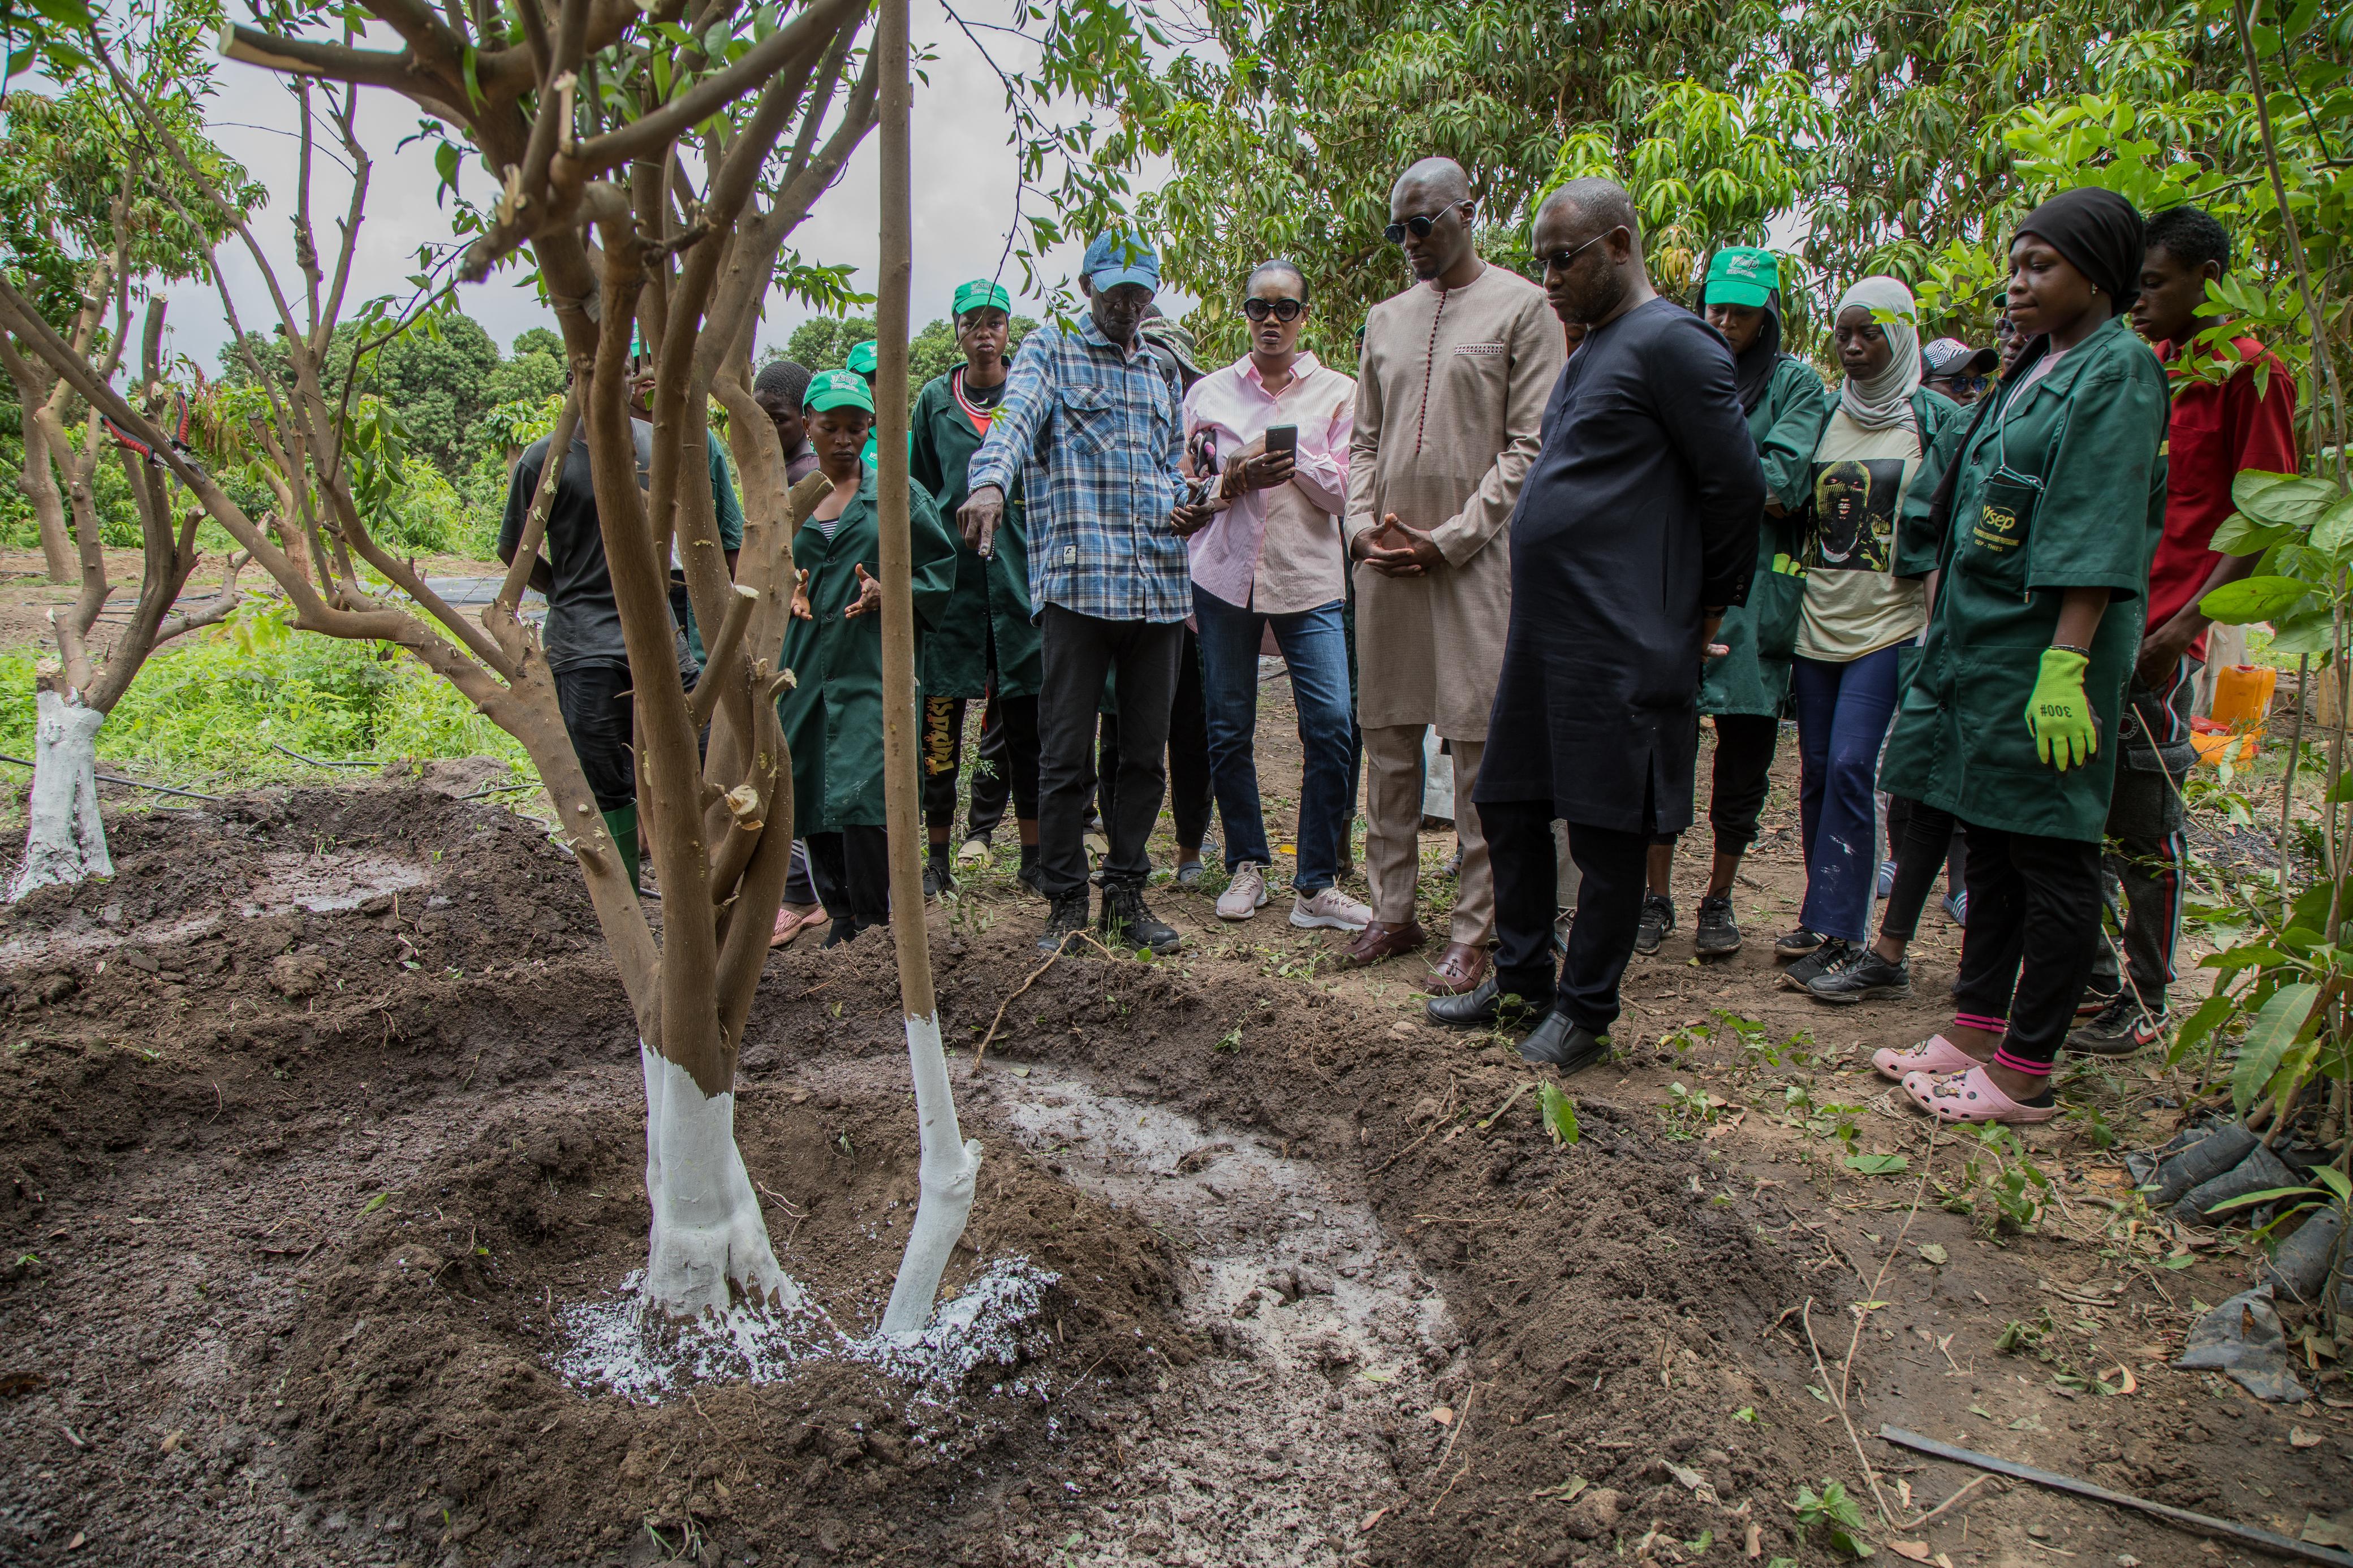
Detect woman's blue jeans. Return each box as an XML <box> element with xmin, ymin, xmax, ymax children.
<box><xmin>1792</xmin><ymin>641</ymin><xmax>1904</xmax><ymax>943</ymax></box>
<box><xmin>1192</xmin><ymin>586</ymin><xmax>1353</xmax><ymax>895</ymax></box>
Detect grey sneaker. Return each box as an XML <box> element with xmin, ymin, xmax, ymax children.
<box><xmin>1693</xmin><ymin>894</ymin><xmax>1740</xmax><ymax>956</ymax></box>
<box><xmin>2068</xmin><ymin>994</ymin><xmax>2164</xmax><ymax>1056</ymax></box>
<box><xmin>1780</xmin><ymin>937</ymin><xmax>1851</xmax><ymax>991</ymax></box>
<box><xmin>1634</xmin><ymin>893</ymin><xmax>1674</xmax><ymax>955</ymax></box>
<box><xmin>1806</xmin><ymin>944</ymin><xmax>1911</xmax><ymax>1004</ymax></box>
<box><xmin>1216</xmin><ymin>861</ymin><xmax>1269</xmax><ymax>921</ymax></box>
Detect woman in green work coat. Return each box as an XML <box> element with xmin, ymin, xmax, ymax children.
<box><xmin>1640</xmin><ymin>246</ymin><xmax>1830</xmax><ymax>959</ymax></box>
<box><xmin>777</xmin><ymin>370</ymin><xmax>960</xmax><ymax>945</ymax></box>
<box><xmin>911</xmin><ymin>280</ymin><xmax>1044</xmax><ymax>895</ymax></box>
<box><xmin>1871</xmin><ymin>188</ymin><xmax>2167</xmax><ymax>1124</ymax></box>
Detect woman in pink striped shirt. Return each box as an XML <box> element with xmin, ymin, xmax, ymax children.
<box><xmin>1180</xmin><ymin>260</ymin><xmax>1373</xmax><ymax>935</ymax></box>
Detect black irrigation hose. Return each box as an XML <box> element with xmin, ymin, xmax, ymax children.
<box><xmin>269</xmin><ymin>742</ymin><xmax>380</xmax><ymax>768</ymax></box>
<box><xmin>0</xmin><ymin>754</ymin><xmax>225</xmax><ymax>802</ymax></box>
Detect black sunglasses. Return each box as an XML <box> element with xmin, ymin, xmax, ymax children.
<box><xmin>1539</xmin><ymin>227</ymin><xmax>1619</xmax><ymax>274</ymax></box>
<box><xmin>1242</xmin><ymin>297</ymin><xmax>1304</xmax><ymax>322</ymax></box>
<box><xmin>1383</xmin><ymin>205</ymin><xmax>1464</xmax><ymax>245</ymax></box>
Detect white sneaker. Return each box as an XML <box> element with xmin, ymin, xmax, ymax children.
<box><xmin>1290</xmin><ymin>886</ymin><xmax>1373</xmax><ymax>931</ymax></box>
<box><xmin>1217</xmin><ymin>862</ymin><xmax>1269</xmax><ymax>921</ymax></box>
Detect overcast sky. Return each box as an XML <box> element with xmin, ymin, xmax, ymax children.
<box><xmin>156</xmin><ymin>0</ymin><xmax>1190</xmax><ymax>372</ymax></box>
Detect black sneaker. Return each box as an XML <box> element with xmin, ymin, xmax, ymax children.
<box><xmin>2068</xmin><ymin>994</ymin><xmax>2165</xmax><ymax>1056</ymax></box>
<box><xmin>1806</xmin><ymin>944</ymin><xmax>1911</xmax><ymax>1004</ymax></box>
<box><xmin>1773</xmin><ymin>926</ymin><xmax>1825</xmax><ymax>960</ymax></box>
<box><xmin>1038</xmin><ymin>891</ymin><xmax>1090</xmax><ymax>953</ymax></box>
<box><xmin>2076</xmin><ymin>977</ymin><xmax>2121</xmax><ymax>1017</ymax></box>
<box><xmin>1693</xmin><ymin>894</ymin><xmax>1741</xmax><ymax>956</ymax></box>
<box><xmin>1634</xmin><ymin>893</ymin><xmax>1675</xmax><ymax>955</ymax></box>
<box><xmin>1780</xmin><ymin>937</ymin><xmax>1851</xmax><ymax>991</ymax></box>
<box><xmin>1101</xmin><ymin>883</ymin><xmax>1180</xmax><ymax>955</ymax></box>
<box><xmin>922</xmin><ymin>858</ymin><xmax>956</xmax><ymax>899</ymax></box>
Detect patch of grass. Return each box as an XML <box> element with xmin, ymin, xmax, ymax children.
<box><xmin>0</xmin><ymin>601</ymin><xmax>533</xmax><ymax>800</ymax></box>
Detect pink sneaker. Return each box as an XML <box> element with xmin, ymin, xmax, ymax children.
<box><xmin>1871</xmin><ymin>1033</ymin><xmax>1976</xmax><ymax>1082</ymax></box>
<box><xmin>1900</xmin><ymin>1064</ymin><xmax>2059</xmax><ymax>1125</ymax></box>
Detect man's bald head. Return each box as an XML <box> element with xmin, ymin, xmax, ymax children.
<box><xmin>1533</xmin><ymin>176</ymin><xmax>1655</xmax><ymax>329</ymax></box>
<box><xmin>1391</xmin><ymin>155</ymin><xmax>1470</xmax><ymax>208</ymax></box>
<box><xmin>1535</xmin><ymin>178</ymin><xmax>1641</xmax><ymax>252</ymax></box>
<box><xmin>1389</xmin><ymin>155</ymin><xmax>1480</xmax><ymax>283</ymax></box>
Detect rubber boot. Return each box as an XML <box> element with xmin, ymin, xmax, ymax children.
<box><xmin>601</xmin><ymin>804</ymin><xmax>642</xmax><ymax>893</ymax></box>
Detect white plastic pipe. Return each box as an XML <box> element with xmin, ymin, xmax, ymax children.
<box><xmin>880</xmin><ymin>1011</ymin><xmax>982</xmax><ymax>1336</ymax></box>
<box><xmin>640</xmin><ymin>1040</ymin><xmax>801</xmax><ymax>1320</ymax></box>
<box><xmin>8</xmin><ymin>688</ymin><xmax>109</xmax><ymax>901</ymax></box>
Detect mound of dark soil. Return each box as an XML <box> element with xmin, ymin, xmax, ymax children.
<box><xmin>1</xmin><ymin>790</ymin><xmax>1847</xmax><ymax>1567</ymax></box>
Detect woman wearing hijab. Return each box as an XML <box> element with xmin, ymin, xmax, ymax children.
<box><xmin>1638</xmin><ymin>247</ymin><xmax>1829</xmax><ymax>959</ymax></box>
<box><xmin>1869</xmin><ymin>188</ymin><xmax>2169</xmax><ymax>1124</ymax></box>
<box><xmin>1777</xmin><ymin>277</ymin><xmax>1964</xmax><ymax>996</ymax></box>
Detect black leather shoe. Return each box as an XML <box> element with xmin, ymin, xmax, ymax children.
<box><xmin>1424</xmin><ymin>975</ymin><xmax>1538</xmax><ymax>1030</ymax></box>
<box><xmin>1518</xmin><ymin>1013</ymin><xmax>1610</xmax><ymax>1072</ymax></box>
<box><xmin>1038</xmin><ymin>892</ymin><xmax>1089</xmax><ymax>953</ymax></box>
<box><xmin>1101</xmin><ymin>883</ymin><xmax>1180</xmax><ymax>954</ymax></box>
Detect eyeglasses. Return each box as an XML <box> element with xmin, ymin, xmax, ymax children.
<box><xmin>1539</xmin><ymin>228</ymin><xmax>1619</xmax><ymax>274</ymax></box>
<box><xmin>1384</xmin><ymin>206</ymin><xmax>1463</xmax><ymax>245</ymax></box>
<box><xmin>1242</xmin><ymin>297</ymin><xmax>1304</xmax><ymax>323</ymax></box>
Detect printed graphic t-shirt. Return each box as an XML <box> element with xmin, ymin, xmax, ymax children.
<box><xmin>1795</xmin><ymin>409</ymin><xmax>1929</xmax><ymax>662</ymax></box>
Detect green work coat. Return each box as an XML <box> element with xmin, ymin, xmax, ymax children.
<box><xmin>1877</xmin><ymin>315</ymin><xmax>2168</xmax><ymax>843</ymax></box>
<box><xmin>777</xmin><ymin>466</ymin><xmax>960</xmax><ymax>833</ymax></box>
<box><xmin>1699</xmin><ymin>356</ymin><xmax>1831</xmax><ymax>717</ymax></box>
<box><xmin>910</xmin><ymin>367</ymin><xmax>1042</xmax><ymax>700</ymax></box>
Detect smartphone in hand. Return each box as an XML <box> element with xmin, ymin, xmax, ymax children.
<box><xmin>1264</xmin><ymin>424</ymin><xmax>1298</xmax><ymax>459</ymax></box>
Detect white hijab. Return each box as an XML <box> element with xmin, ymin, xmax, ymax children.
<box><xmin>1837</xmin><ymin>276</ymin><xmax>1923</xmax><ymax>431</ymax></box>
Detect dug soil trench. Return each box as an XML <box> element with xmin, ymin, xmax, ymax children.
<box><xmin>2</xmin><ymin>734</ymin><xmax>2346</xmax><ymax>1566</ymax></box>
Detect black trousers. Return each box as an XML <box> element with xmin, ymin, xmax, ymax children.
<box><xmin>807</xmin><ymin>826</ymin><xmax>890</xmax><ymax>934</ymax></box>
<box><xmin>1037</xmin><ymin>606</ymin><xmax>1183</xmax><ymax>899</ymax></box>
<box><xmin>1880</xmin><ymin>798</ymin><xmax>1965</xmax><ymax>943</ymax></box>
<box><xmin>1953</xmin><ymin>820</ymin><xmax>2104</xmax><ymax>1070</ymax></box>
<box><xmin>1095</xmin><ymin>623</ymin><xmax>1212</xmax><ymax>850</ymax></box>
<box><xmin>553</xmin><ymin>660</ymin><xmax>636</xmax><ymax>811</ymax></box>
<box><xmin>924</xmin><ymin>691</ymin><xmax>1039</xmax><ymax>835</ymax></box>
<box><xmin>1652</xmin><ymin>712</ymin><xmax>1778</xmax><ymax>856</ymax></box>
<box><xmin>1489</xmin><ymin>799</ymin><xmax>1650</xmax><ymax>1035</ymax></box>
<box><xmin>2089</xmin><ymin>665</ymin><xmax>2194</xmax><ymax>1005</ymax></box>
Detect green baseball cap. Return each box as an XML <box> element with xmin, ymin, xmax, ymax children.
<box><xmin>803</xmin><ymin>368</ymin><xmax>875</xmax><ymax>415</ymax></box>
<box><xmin>1703</xmin><ymin>247</ymin><xmax>1780</xmax><ymax>308</ymax></box>
<box><xmin>953</xmin><ymin>279</ymin><xmax>1012</xmax><ymax>319</ymax></box>
<box><xmin>844</xmin><ymin>339</ymin><xmax>878</xmax><ymax>375</ymax></box>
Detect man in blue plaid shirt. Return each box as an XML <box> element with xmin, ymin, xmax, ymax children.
<box><xmin>962</xmin><ymin>231</ymin><xmax>1213</xmax><ymax>956</ymax></box>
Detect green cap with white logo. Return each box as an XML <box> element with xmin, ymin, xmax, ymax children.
<box><xmin>1703</xmin><ymin>247</ymin><xmax>1780</xmax><ymax>309</ymax></box>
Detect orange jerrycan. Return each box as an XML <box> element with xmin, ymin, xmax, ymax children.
<box><xmin>2193</xmin><ymin>663</ymin><xmax>2274</xmax><ymax>765</ymax></box>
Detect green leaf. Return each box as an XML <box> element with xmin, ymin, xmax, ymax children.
<box><xmin>2231</xmin><ymin>981</ymin><xmax>2317</xmax><ymax>1116</ymax></box>
<box><xmin>2235</xmin><ymin>470</ymin><xmax>2336</xmax><ymax>526</ymax></box>
<box><xmin>1826</xmin><ymin>1524</ymin><xmax>1875</xmax><ymax>1558</ymax></box>
<box><xmin>358</xmin><ymin>1191</ymin><xmax>389</xmax><ymax>1216</ymax></box>
<box><xmin>2166</xmin><ymin>990</ymin><xmax>2240</xmax><ymax>1066</ymax></box>
<box><xmin>1917</xmin><ymin>1242</ymin><xmax>1949</xmax><ymax>1264</ymax></box>
<box><xmin>2199</xmin><ymin>575</ymin><xmax>2314</xmax><ymax>624</ymax></box>
<box><xmin>1541</xmin><ymin>1081</ymin><xmax>1580</xmax><ymax>1145</ymax></box>
<box><xmin>2203</xmin><ymin>1183</ymin><xmax>2323</xmax><ymax>1217</ymax></box>
<box><xmin>2209</xmin><ymin>509</ymin><xmax>2294</xmax><ymax>557</ymax></box>
<box><xmin>2314</xmin><ymin>494</ymin><xmax>2353</xmax><ymax>556</ymax></box>
<box><xmin>1843</xmin><ymin>1153</ymin><xmax>1910</xmax><ymax>1175</ymax></box>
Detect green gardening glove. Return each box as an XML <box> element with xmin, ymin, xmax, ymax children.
<box><xmin>2026</xmin><ymin>647</ymin><xmax>2097</xmax><ymax>771</ymax></box>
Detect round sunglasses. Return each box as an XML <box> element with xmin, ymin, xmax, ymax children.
<box><xmin>1382</xmin><ymin>210</ymin><xmax>1455</xmax><ymax>245</ymax></box>
<box><xmin>1242</xmin><ymin>297</ymin><xmax>1305</xmax><ymax>322</ymax></box>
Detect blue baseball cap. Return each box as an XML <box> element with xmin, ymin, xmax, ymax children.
<box><xmin>1083</xmin><ymin>230</ymin><xmax>1160</xmax><ymax>294</ymax></box>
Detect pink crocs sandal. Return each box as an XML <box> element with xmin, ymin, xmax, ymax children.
<box><xmin>1871</xmin><ymin>1033</ymin><xmax>1976</xmax><ymax>1082</ymax></box>
<box><xmin>1900</xmin><ymin>1064</ymin><xmax>2059</xmax><ymax>1125</ymax></box>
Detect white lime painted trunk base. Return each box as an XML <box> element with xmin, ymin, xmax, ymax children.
<box><xmin>8</xmin><ymin>690</ymin><xmax>109</xmax><ymax>902</ymax></box>
<box><xmin>641</xmin><ymin>1041</ymin><xmax>802</xmax><ymax>1320</ymax></box>
<box><xmin>881</xmin><ymin>1010</ymin><xmax>984</xmax><ymax>1336</ymax></box>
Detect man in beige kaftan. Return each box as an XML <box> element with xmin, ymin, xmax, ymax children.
<box><xmin>1342</xmin><ymin>157</ymin><xmax>1566</xmax><ymax>995</ymax></box>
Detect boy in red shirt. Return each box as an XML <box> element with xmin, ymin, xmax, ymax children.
<box><xmin>2072</xmin><ymin>205</ymin><xmax>2297</xmax><ymax>1053</ymax></box>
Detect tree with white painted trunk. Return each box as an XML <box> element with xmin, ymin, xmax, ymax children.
<box><xmin>3</xmin><ymin>12</ymin><xmax>263</xmax><ymax>897</ymax></box>
<box><xmin>0</xmin><ymin>0</ymin><xmax>1006</xmax><ymax>1331</ymax></box>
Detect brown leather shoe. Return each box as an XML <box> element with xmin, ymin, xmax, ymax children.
<box><xmin>1424</xmin><ymin>941</ymin><xmax>1490</xmax><ymax>996</ymax></box>
<box><xmin>1341</xmin><ymin>919</ymin><xmax>1426</xmax><ymax>967</ymax></box>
